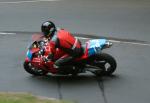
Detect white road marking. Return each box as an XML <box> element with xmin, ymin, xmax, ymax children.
<box><xmin>76</xmin><ymin>37</ymin><xmax>150</xmax><ymax>46</ymax></box>
<box><xmin>0</xmin><ymin>0</ymin><xmax>60</xmax><ymax>4</ymax></box>
<box><xmin>0</xmin><ymin>32</ymin><xmax>16</xmax><ymax>35</ymax></box>
<box><xmin>109</xmin><ymin>40</ymin><xmax>150</xmax><ymax>46</ymax></box>
<box><xmin>0</xmin><ymin>32</ymin><xmax>150</xmax><ymax>46</ymax></box>
<box><xmin>76</xmin><ymin>37</ymin><xmax>91</xmax><ymax>40</ymax></box>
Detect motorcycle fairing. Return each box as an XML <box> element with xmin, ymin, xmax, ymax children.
<box><xmin>26</xmin><ymin>47</ymin><xmax>40</xmax><ymax>60</ymax></box>
<box><xmin>87</xmin><ymin>39</ymin><xmax>106</xmax><ymax>56</ymax></box>
<box><xmin>26</xmin><ymin>50</ymin><xmax>33</xmax><ymax>61</ymax></box>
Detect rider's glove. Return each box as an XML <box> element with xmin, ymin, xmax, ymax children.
<box><xmin>42</xmin><ymin>53</ymin><xmax>54</xmax><ymax>62</ymax></box>
<box><xmin>42</xmin><ymin>56</ymin><xmax>49</xmax><ymax>62</ymax></box>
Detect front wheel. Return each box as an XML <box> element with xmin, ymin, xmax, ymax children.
<box><xmin>93</xmin><ymin>53</ymin><xmax>117</xmax><ymax>76</ymax></box>
<box><xmin>23</xmin><ymin>62</ymin><xmax>48</xmax><ymax>76</ymax></box>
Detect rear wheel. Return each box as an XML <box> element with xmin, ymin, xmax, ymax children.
<box><xmin>23</xmin><ymin>62</ymin><xmax>48</xmax><ymax>76</ymax></box>
<box><xmin>92</xmin><ymin>53</ymin><xmax>117</xmax><ymax>76</ymax></box>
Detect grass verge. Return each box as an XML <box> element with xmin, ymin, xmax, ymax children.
<box><xmin>0</xmin><ymin>92</ymin><xmax>75</xmax><ymax>103</ymax></box>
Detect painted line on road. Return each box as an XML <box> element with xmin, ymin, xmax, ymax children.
<box><xmin>76</xmin><ymin>37</ymin><xmax>150</xmax><ymax>46</ymax></box>
<box><xmin>0</xmin><ymin>32</ymin><xmax>150</xmax><ymax>46</ymax></box>
<box><xmin>0</xmin><ymin>32</ymin><xmax>16</xmax><ymax>35</ymax></box>
<box><xmin>0</xmin><ymin>0</ymin><xmax>60</xmax><ymax>4</ymax></box>
<box><xmin>109</xmin><ymin>40</ymin><xmax>150</xmax><ymax>46</ymax></box>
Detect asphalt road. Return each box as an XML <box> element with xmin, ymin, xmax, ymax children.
<box><xmin>0</xmin><ymin>0</ymin><xmax>150</xmax><ymax>103</ymax></box>
<box><xmin>0</xmin><ymin>0</ymin><xmax>150</xmax><ymax>42</ymax></box>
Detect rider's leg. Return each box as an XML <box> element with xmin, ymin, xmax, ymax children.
<box><xmin>54</xmin><ymin>54</ymin><xmax>75</xmax><ymax>70</ymax></box>
<box><xmin>54</xmin><ymin>48</ymin><xmax>83</xmax><ymax>71</ymax></box>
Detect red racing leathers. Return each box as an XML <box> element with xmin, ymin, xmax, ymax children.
<box><xmin>47</xmin><ymin>29</ymin><xmax>83</xmax><ymax>68</ymax></box>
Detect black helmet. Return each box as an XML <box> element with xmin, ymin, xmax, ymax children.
<box><xmin>41</xmin><ymin>21</ymin><xmax>56</xmax><ymax>37</ymax></box>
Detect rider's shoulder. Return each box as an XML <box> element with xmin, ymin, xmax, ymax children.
<box><xmin>57</xmin><ymin>27</ymin><xmax>70</xmax><ymax>33</ymax></box>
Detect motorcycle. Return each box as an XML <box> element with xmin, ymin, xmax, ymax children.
<box><xmin>23</xmin><ymin>34</ymin><xmax>117</xmax><ymax>76</ymax></box>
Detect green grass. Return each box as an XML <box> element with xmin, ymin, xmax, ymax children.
<box><xmin>0</xmin><ymin>92</ymin><xmax>75</xmax><ymax>103</ymax></box>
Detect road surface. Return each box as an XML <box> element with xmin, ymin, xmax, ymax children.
<box><xmin>0</xmin><ymin>0</ymin><xmax>150</xmax><ymax>103</ymax></box>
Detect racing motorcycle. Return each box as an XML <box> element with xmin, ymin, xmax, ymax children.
<box><xmin>23</xmin><ymin>34</ymin><xmax>117</xmax><ymax>76</ymax></box>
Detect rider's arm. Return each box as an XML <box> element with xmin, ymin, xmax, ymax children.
<box><xmin>47</xmin><ymin>34</ymin><xmax>59</xmax><ymax>60</ymax></box>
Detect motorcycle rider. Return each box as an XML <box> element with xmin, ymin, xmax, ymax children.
<box><xmin>41</xmin><ymin>21</ymin><xmax>83</xmax><ymax>71</ymax></box>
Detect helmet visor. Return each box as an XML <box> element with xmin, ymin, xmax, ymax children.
<box><xmin>41</xmin><ymin>26</ymin><xmax>50</xmax><ymax>36</ymax></box>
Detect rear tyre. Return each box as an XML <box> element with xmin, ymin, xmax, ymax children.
<box><xmin>93</xmin><ymin>53</ymin><xmax>117</xmax><ymax>76</ymax></box>
<box><xmin>23</xmin><ymin>62</ymin><xmax>48</xmax><ymax>76</ymax></box>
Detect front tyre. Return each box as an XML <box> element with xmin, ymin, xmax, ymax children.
<box><xmin>23</xmin><ymin>62</ymin><xmax>48</xmax><ymax>76</ymax></box>
<box><xmin>94</xmin><ymin>53</ymin><xmax>117</xmax><ymax>76</ymax></box>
